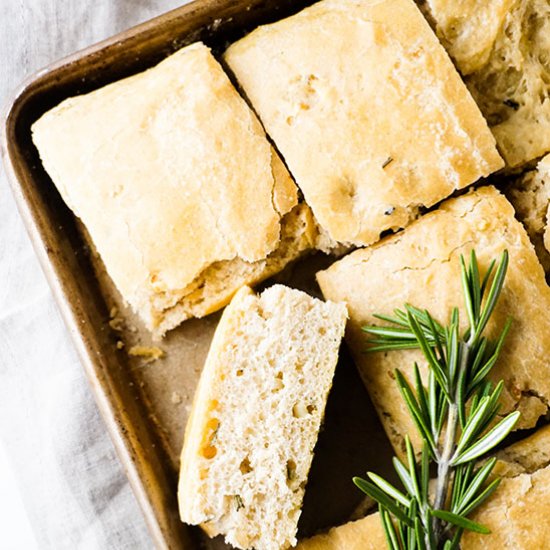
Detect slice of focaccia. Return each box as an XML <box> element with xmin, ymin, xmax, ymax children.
<box><xmin>224</xmin><ymin>0</ymin><xmax>503</xmax><ymax>248</ymax></box>
<box><xmin>32</xmin><ymin>42</ymin><xmax>316</xmax><ymax>337</ymax></box>
<box><xmin>178</xmin><ymin>285</ymin><xmax>347</xmax><ymax>550</ymax></box>
<box><xmin>317</xmin><ymin>186</ymin><xmax>550</xmax><ymax>456</ymax></box>
<box><xmin>296</xmin><ymin>424</ymin><xmax>550</xmax><ymax>549</ymax></box>
<box><xmin>425</xmin><ymin>0</ymin><xmax>550</xmax><ymax>168</ymax></box>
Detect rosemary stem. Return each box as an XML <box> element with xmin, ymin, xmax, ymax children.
<box><xmin>433</xmin><ymin>403</ymin><xmax>457</xmax><ymax>539</ymax></box>
<box><xmin>433</xmin><ymin>339</ymin><xmax>471</xmax><ymax>544</ymax></box>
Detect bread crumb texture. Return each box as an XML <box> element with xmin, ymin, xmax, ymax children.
<box><xmin>506</xmin><ymin>154</ymin><xmax>550</xmax><ymax>271</ymax></box>
<box><xmin>224</xmin><ymin>0</ymin><xmax>503</xmax><ymax>247</ymax></box>
<box><xmin>317</xmin><ymin>186</ymin><xmax>550</xmax><ymax>457</ymax></box>
<box><xmin>426</xmin><ymin>0</ymin><xmax>550</xmax><ymax>167</ymax></box>
<box><xmin>296</xmin><ymin>425</ymin><xmax>550</xmax><ymax>549</ymax></box>
<box><xmin>32</xmin><ymin>42</ymin><xmax>316</xmax><ymax>337</ymax></box>
<box><xmin>178</xmin><ymin>285</ymin><xmax>347</xmax><ymax>550</ymax></box>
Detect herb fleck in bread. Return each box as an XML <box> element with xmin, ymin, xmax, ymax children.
<box><xmin>426</xmin><ymin>0</ymin><xmax>550</xmax><ymax>167</ymax></box>
<box><xmin>317</xmin><ymin>187</ymin><xmax>550</xmax><ymax>457</ymax></box>
<box><xmin>296</xmin><ymin>425</ymin><xmax>550</xmax><ymax>549</ymax></box>
<box><xmin>32</xmin><ymin>42</ymin><xmax>316</xmax><ymax>337</ymax></box>
<box><xmin>178</xmin><ymin>285</ymin><xmax>347</xmax><ymax>550</ymax></box>
<box><xmin>224</xmin><ymin>0</ymin><xmax>503</xmax><ymax>247</ymax></box>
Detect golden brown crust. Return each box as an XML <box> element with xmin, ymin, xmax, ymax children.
<box><xmin>225</xmin><ymin>0</ymin><xmax>503</xmax><ymax>247</ymax></box>
<box><xmin>295</xmin><ymin>514</ymin><xmax>385</xmax><ymax>550</ymax></box>
<box><xmin>32</xmin><ymin>42</ymin><xmax>306</xmax><ymax>335</ymax></box>
<box><xmin>317</xmin><ymin>186</ymin><xmax>550</xmax><ymax>457</ymax></box>
<box><xmin>426</xmin><ymin>0</ymin><xmax>550</xmax><ymax>167</ymax></box>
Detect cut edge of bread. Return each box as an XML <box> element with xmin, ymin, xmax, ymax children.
<box><xmin>149</xmin><ymin>203</ymin><xmax>318</xmax><ymax>338</ymax></box>
<box><xmin>505</xmin><ymin>154</ymin><xmax>550</xmax><ymax>273</ymax></box>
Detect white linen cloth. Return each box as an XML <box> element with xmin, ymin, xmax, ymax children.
<box><xmin>0</xmin><ymin>1</ymin><xmax>188</xmax><ymax>547</ymax></box>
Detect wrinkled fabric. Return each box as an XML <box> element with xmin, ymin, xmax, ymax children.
<box><xmin>0</xmin><ymin>1</ymin><xmax>186</xmax><ymax>548</ymax></box>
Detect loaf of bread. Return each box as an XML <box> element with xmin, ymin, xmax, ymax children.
<box><xmin>506</xmin><ymin>154</ymin><xmax>550</xmax><ymax>271</ymax></box>
<box><xmin>317</xmin><ymin>186</ymin><xmax>550</xmax><ymax>456</ymax></box>
<box><xmin>178</xmin><ymin>285</ymin><xmax>347</xmax><ymax>550</ymax></box>
<box><xmin>32</xmin><ymin>42</ymin><xmax>317</xmax><ymax>337</ymax></box>
<box><xmin>224</xmin><ymin>0</ymin><xmax>503</xmax><ymax>248</ymax></box>
<box><xmin>425</xmin><ymin>0</ymin><xmax>550</xmax><ymax>167</ymax></box>
<box><xmin>296</xmin><ymin>424</ymin><xmax>550</xmax><ymax>549</ymax></box>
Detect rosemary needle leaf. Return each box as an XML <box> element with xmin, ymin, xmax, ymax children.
<box><xmin>449</xmin><ymin>527</ymin><xmax>464</xmax><ymax>550</ymax></box>
<box><xmin>405</xmin><ymin>437</ymin><xmax>421</xmax><ymax>502</ymax></box>
<box><xmin>421</xmin><ymin>443</ymin><xmax>430</xmax><ymax>505</ymax></box>
<box><xmin>353</xmin><ymin>477</ymin><xmax>414</xmax><ymax>527</ymax></box>
<box><xmin>396</xmin><ymin>370</ymin><xmax>436</xmax><ymax>452</ymax></box>
<box><xmin>380</xmin><ymin>506</ymin><xmax>401</xmax><ymax>550</ymax></box>
<box><xmin>430</xmin><ymin>509</ymin><xmax>491</xmax><ymax>535</ymax></box>
<box><xmin>470</xmin><ymin>250</ymin><xmax>481</xmax><ymax>321</ymax></box>
<box><xmin>447</xmin><ymin>320</ymin><xmax>459</xmax><ymax>386</ymax></box>
<box><xmin>362</xmin><ymin>326</ymin><xmax>417</xmax><ymax>339</ymax></box>
<box><xmin>413</xmin><ymin>364</ymin><xmax>431</xmax><ymax>435</ymax></box>
<box><xmin>415</xmin><ymin>517</ymin><xmax>427</xmax><ymax>550</ymax></box>
<box><xmin>406</xmin><ymin>310</ymin><xmax>450</xmax><ymax>400</ymax></box>
<box><xmin>367</xmin><ymin>472</ymin><xmax>412</xmax><ymax>507</ymax></box>
<box><xmin>367</xmin><ymin>341</ymin><xmax>423</xmax><ymax>352</ymax></box>
<box><xmin>473</xmin><ymin>250</ymin><xmax>508</xmax><ymax>344</ymax></box>
<box><xmin>408</xmin><ymin>500</ymin><xmax>418</xmax><ymax>549</ymax></box>
<box><xmin>468</xmin><ymin>338</ymin><xmax>488</xmax><ymax>387</ymax></box>
<box><xmin>454</xmin><ymin>462</ymin><xmax>474</xmax><ymax>508</ymax></box>
<box><xmin>450</xmin><ymin>464</ymin><xmax>464</xmax><ymax>511</ymax></box>
<box><xmin>452</xmin><ymin>411</ymin><xmax>520</xmax><ymax>465</ymax></box>
<box><xmin>393</xmin><ymin>456</ymin><xmax>415</xmax><ymax>497</ymax></box>
<box><xmin>453</xmin><ymin>458</ymin><xmax>496</xmax><ymax>514</ymax></box>
<box><xmin>426</xmin><ymin>310</ymin><xmax>445</xmax><ymax>360</ymax></box>
<box><xmin>454</xmin><ymin>396</ymin><xmax>492</xmax><ymax>457</ymax></box>
<box><xmin>469</xmin><ymin>319</ymin><xmax>512</xmax><ymax>392</ymax></box>
<box><xmin>373</xmin><ymin>312</ymin><xmax>411</xmax><ymax>327</ymax></box>
<box><xmin>460</xmin><ymin>255</ymin><xmax>476</xmax><ymax>328</ymax></box>
<box><xmin>460</xmin><ymin>478</ymin><xmax>501</xmax><ymax>517</ymax></box>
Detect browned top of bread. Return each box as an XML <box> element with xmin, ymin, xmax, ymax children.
<box><xmin>225</xmin><ymin>0</ymin><xmax>503</xmax><ymax>247</ymax></box>
<box><xmin>32</xmin><ymin>42</ymin><xmax>301</xmax><ymax>335</ymax></box>
<box><xmin>318</xmin><ymin>186</ymin><xmax>550</xmax><ymax>457</ymax></box>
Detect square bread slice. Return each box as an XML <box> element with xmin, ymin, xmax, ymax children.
<box><xmin>178</xmin><ymin>285</ymin><xmax>347</xmax><ymax>550</ymax></box>
<box><xmin>317</xmin><ymin>186</ymin><xmax>550</xmax><ymax>456</ymax></box>
<box><xmin>425</xmin><ymin>0</ymin><xmax>550</xmax><ymax>167</ymax></box>
<box><xmin>31</xmin><ymin>42</ymin><xmax>317</xmax><ymax>337</ymax></box>
<box><xmin>295</xmin><ymin>424</ymin><xmax>550</xmax><ymax>549</ymax></box>
<box><xmin>506</xmin><ymin>153</ymin><xmax>550</xmax><ymax>271</ymax></box>
<box><xmin>224</xmin><ymin>0</ymin><xmax>503</xmax><ymax>247</ymax></box>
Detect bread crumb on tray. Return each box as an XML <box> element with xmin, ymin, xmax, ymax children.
<box><xmin>128</xmin><ymin>345</ymin><xmax>165</xmax><ymax>363</ymax></box>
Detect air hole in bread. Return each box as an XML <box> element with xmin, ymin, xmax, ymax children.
<box><xmin>286</xmin><ymin>459</ymin><xmax>296</xmax><ymax>483</ymax></box>
<box><xmin>292</xmin><ymin>402</ymin><xmax>308</xmax><ymax>418</ymax></box>
<box><xmin>236</xmin><ymin>369</ymin><xmax>244</xmax><ymax>377</ymax></box>
<box><xmin>306</xmin><ymin>404</ymin><xmax>317</xmax><ymax>415</ymax></box>
<box><xmin>272</xmin><ymin>371</ymin><xmax>285</xmax><ymax>392</ymax></box>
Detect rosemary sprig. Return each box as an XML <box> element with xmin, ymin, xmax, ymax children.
<box><xmin>353</xmin><ymin>250</ymin><xmax>519</xmax><ymax>549</ymax></box>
